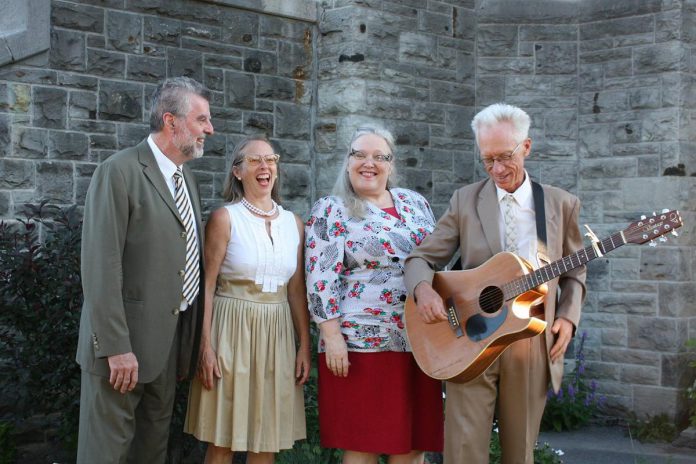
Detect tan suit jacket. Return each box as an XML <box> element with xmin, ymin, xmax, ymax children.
<box><xmin>76</xmin><ymin>139</ymin><xmax>204</xmax><ymax>383</ymax></box>
<box><xmin>404</xmin><ymin>177</ymin><xmax>586</xmax><ymax>391</ymax></box>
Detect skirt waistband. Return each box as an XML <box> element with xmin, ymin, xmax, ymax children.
<box><xmin>216</xmin><ymin>276</ymin><xmax>287</xmax><ymax>303</ymax></box>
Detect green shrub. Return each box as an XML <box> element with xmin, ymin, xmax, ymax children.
<box><xmin>541</xmin><ymin>331</ymin><xmax>604</xmax><ymax>432</ymax></box>
<box><xmin>0</xmin><ymin>421</ymin><xmax>16</xmax><ymax>464</ymax></box>
<box><xmin>628</xmin><ymin>413</ymin><xmax>677</xmax><ymax>443</ymax></box>
<box><xmin>0</xmin><ymin>202</ymin><xmax>82</xmax><ymax>451</ymax></box>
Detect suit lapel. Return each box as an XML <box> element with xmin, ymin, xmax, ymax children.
<box><xmin>543</xmin><ymin>185</ymin><xmax>560</xmax><ymax>260</ymax></box>
<box><xmin>137</xmin><ymin>140</ymin><xmax>184</xmax><ymax>227</ymax></box>
<box><xmin>476</xmin><ymin>179</ymin><xmax>503</xmax><ymax>256</ymax></box>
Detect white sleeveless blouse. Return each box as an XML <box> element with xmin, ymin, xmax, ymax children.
<box><xmin>219</xmin><ymin>202</ymin><xmax>299</xmax><ymax>292</ymax></box>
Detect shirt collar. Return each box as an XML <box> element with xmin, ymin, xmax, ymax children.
<box><xmin>147</xmin><ymin>134</ymin><xmax>179</xmax><ymax>180</ymax></box>
<box><xmin>495</xmin><ymin>171</ymin><xmax>532</xmax><ymax>206</ymax></box>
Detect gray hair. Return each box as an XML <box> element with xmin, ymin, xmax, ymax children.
<box><xmin>149</xmin><ymin>77</ymin><xmax>211</xmax><ymax>132</ymax></box>
<box><xmin>471</xmin><ymin>103</ymin><xmax>531</xmax><ymax>144</ymax></box>
<box><xmin>222</xmin><ymin>135</ymin><xmax>281</xmax><ymax>204</ymax></box>
<box><xmin>332</xmin><ymin>125</ymin><xmax>398</xmax><ymax>219</ymax></box>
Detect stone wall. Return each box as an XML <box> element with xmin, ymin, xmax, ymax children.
<box><xmin>0</xmin><ymin>0</ymin><xmax>694</xmax><ymax>423</ymax></box>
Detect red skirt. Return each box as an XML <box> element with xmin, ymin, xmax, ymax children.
<box><xmin>318</xmin><ymin>351</ymin><xmax>444</xmax><ymax>454</ymax></box>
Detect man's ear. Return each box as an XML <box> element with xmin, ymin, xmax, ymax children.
<box><xmin>522</xmin><ymin>138</ymin><xmax>532</xmax><ymax>157</ymax></box>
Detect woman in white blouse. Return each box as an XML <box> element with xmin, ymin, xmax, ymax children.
<box><xmin>185</xmin><ymin>135</ymin><xmax>310</xmax><ymax>464</ymax></box>
<box><xmin>305</xmin><ymin>126</ymin><xmax>444</xmax><ymax>463</ymax></box>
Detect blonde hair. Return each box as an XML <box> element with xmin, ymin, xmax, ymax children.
<box><xmin>331</xmin><ymin>125</ymin><xmax>398</xmax><ymax>219</ymax></box>
<box><xmin>222</xmin><ymin>135</ymin><xmax>281</xmax><ymax>204</ymax></box>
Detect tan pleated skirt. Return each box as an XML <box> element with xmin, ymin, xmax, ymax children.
<box><xmin>184</xmin><ymin>279</ymin><xmax>306</xmax><ymax>452</ymax></box>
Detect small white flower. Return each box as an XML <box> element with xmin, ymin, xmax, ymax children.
<box><xmin>555</xmin><ymin>449</ymin><xmax>565</xmax><ymax>456</ymax></box>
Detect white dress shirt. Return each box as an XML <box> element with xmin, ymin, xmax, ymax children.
<box><xmin>496</xmin><ymin>172</ymin><xmax>539</xmax><ymax>267</ymax></box>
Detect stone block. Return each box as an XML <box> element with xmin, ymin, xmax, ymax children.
<box><xmin>0</xmin><ymin>82</ymin><xmax>30</xmax><ymax>114</ymax></box>
<box><xmin>89</xmin><ymin>134</ymin><xmax>117</xmax><ymax>151</ymax></box>
<box><xmin>610</xmin><ymin>280</ymin><xmax>658</xmax><ymax>294</ymax></box>
<box><xmin>280</xmin><ymin>163</ymin><xmax>311</xmax><ymax>202</ymax></box>
<box><xmin>399</xmin><ymin>32</ymin><xmax>437</xmax><ymax>65</ymax></box>
<box><xmin>127</xmin><ymin>55</ymin><xmax>166</xmax><ymax>83</ymax></box>
<box><xmin>629</xmin><ymin>87</ymin><xmax>661</xmax><ymax>110</ymax></box>
<box><xmin>453</xmin><ymin>7</ymin><xmax>476</xmax><ymax>41</ymax></box>
<box><xmin>0</xmin><ymin>159</ymin><xmax>34</xmax><ymax>189</ymax></box>
<box><xmin>519</xmin><ymin>24</ymin><xmax>576</xmax><ymax>41</ymax></box>
<box><xmin>68</xmin><ymin>91</ymin><xmax>97</xmax><ymax>119</ymax></box>
<box><xmin>577</xmin><ymin>124</ymin><xmax>611</xmax><ymax>159</ymax></box>
<box><xmin>278</xmin><ymin>41</ymin><xmax>312</xmax><ymax>80</ymax></box>
<box><xmin>50</xmin><ymin>29</ymin><xmax>85</xmax><ymax>72</ymax></box>
<box><xmin>69</xmin><ymin>119</ymin><xmax>117</xmax><ymax>134</ymax></box>
<box><xmin>0</xmin><ymin>191</ymin><xmax>10</xmax><ymax>217</ymax></box>
<box><xmin>318</xmin><ymin>79</ymin><xmax>366</xmax><ymax>116</ymax></box>
<box><xmin>534</xmin><ymin>42</ymin><xmax>576</xmax><ymax>75</ymax></box>
<box><xmin>272</xmin><ymin>139</ymin><xmax>311</xmax><ymax>164</ymax></box>
<box><xmin>632</xmin><ymin>385</ymin><xmax>681</xmax><ymax>421</ymax></box>
<box><xmin>206</xmin><ymin>54</ymin><xmax>242</xmax><ymax>70</ymax></box>
<box><xmin>580</xmin><ymin>0</ymin><xmax>662</xmax><ymax>22</ymax></box>
<box><xmin>507</xmin><ymin>75</ymin><xmax>577</xmax><ymax>96</ymax></box>
<box><xmin>36</xmin><ymin>161</ymin><xmax>73</xmax><ymax>204</ymax></box>
<box><xmin>635</xmin><ymin>43</ymin><xmax>686</xmax><ymax>75</ymax></box>
<box><xmin>581</xmin><ymin>312</ymin><xmax>627</xmax><ymax>329</ymax></box>
<box><xmin>443</xmin><ymin>107</ymin><xmax>475</xmax><ymax>139</ymax></box>
<box><xmin>580</xmin><ymin>158</ymin><xmax>635</xmax><ymax>179</ymax></box>
<box><xmin>243</xmin><ymin>112</ymin><xmax>273</xmax><ymax>136</ymax></box>
<box><xmin>419</xmin><ymin>10</ymin><xmax>451</xmax><ymax>36</ymax></box>
<box><xmin>275</xmin><ymin>103</ymin><xmax>310</xmax><ymax>140</ymax></box>
<box><xmin>256</xmin><ymin>76</ymin><xmax>295</xmax><ymax>101</ymax></box>
<box><xmin>628</xmin><ymin>317</ymin><xmax>687</xmax><ymax>352</ymax></box>
<box><xmin>391</xmin><ymin>122</ymin><xmax>430</xmax><ymax>147</ymax></box>
<box><xmin>659</xmin><ymin>282</ymin><xmax>696</xmax><ymax>318</ymax></box>
<box><xmin>224</xmin><ymin>71</ymin><xmax>255</xmax><ymax>109</ymax></box>
<box><xmin>477</xmin><ymin>57</ymin><xmax>534</xmax><ymax>75</ymax></box>
<box><xmin>431</xmin><ymin>81</ymin><xmax>474</xmax><ymax>106</ymax></box>
<box><xmin>181</xmin><ymin>22</ymin><xmax>221</xmax><ymax>42</ymax></box>
<box><xmin>544</xmin><ymin>110</ymin><xmax>577</xmax><ymax>140</ymax></box>
<box><xmin>32</xmin><ymin>87</ymin><xmax>67</xmax><ymax>130</ymax></box>
<box><xmin>48</xmin><ymin>131</ymin><xmax>89</xmax><ymax>160</ymax></box>
<box><xmin>641</xmin><ymin>109</ymin><xmax>678</xmax><ymax>142</ymax></box>
<box><xmin>476</xmin><ymin>76</ymin><xmax>505</xmax><ymax>105</ymax></box>
<box><xmin>52</xmin><ymin>0</ymin><xmax>103</xmax><ymax>32</ymax></box>
<box><xmin>98</xmin><ymin>80</ymin><xmax>142</xmax><ymax>122</ymax></box>
<box><xmin>597</xmin><ymin>292</ymin><xmax>656</xmax><ymax>315</ymax></box>
<box><xmin>220</xmin><ymin>11</ymin><xmax>258</xmax><ymax>47</ymax></box>
<box><xmin>401</xmin><ymin>168</ymin><xmax>432</xmax><ymax>197</ymax></box>
<box><xmin>11</xmin><ymin>127</ymin><xmax>48</xmax><ymax>158</ymax></box>
<box><xmin>661</xmin><ymin>353</ymin><xmax>695</xmax><ymax>388</ymax></box>
<box><xmin>167</xmin><ymin>48</ymin><xmax>203</xmax><ymax>82</ymax></box>
<box><xmin>579</xmin><ymin>15</ymin><xmax>654</xmax><ymax>41</ymax></box>
<box><xmin>640</xmin><ymin>247</ymin><xmax>691</xmax><ymax>282</ymax></box>
<box><xmin>106</xmin><ymin>10</ymin><xmax>141</xmax><ymax>53</ymax></box>
<box><xmin>621</xmin><ymin>364</ymin><xmax>660</xmax><ymax>385</ymax></box>
<box><xmin>0</xmin><ymin>114</ymin><xmax>9</xmax><ymax>157</ymax></box>
<box><xmin>87</xmin><ymin>49</ymin><xmax>126</xmax><ymax>78</ymax></box>
<box><xmin>260</xmin><ymin>16</ymin><xmax>310</xmax><ymax>42</ymax></box>
<box><xmin>601</xmin><ymin>328</ymin><xmax>627</xmax><ymax>347</ymax></box>
<box><xmin>144</xmin><ymin>16</ymin><xmax>181</xmax><ymax>46</ymax></box>
<box><xmin>476</xmin><ymin>24</ymin><xmax>517</xmax><ymax>57</ymax></box>
<box><xmin>243</xmin><ymin>49</ymin><xmax>277</xmax><ymax>75</ymax></box>
<box><xmin>477</xmin><ymin>0</ymin><xmax>578</xmax><ymax>23</ymax></box>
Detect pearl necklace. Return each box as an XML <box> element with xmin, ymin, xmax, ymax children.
<box><xmin>241</xmin><ymin>197</ymin><xmax>277</xmax><ymax>217</ymax></box>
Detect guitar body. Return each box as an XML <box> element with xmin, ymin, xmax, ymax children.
<box><xmin>405</xmin><ymin>252</ymin><xmax>548</xmax><ymax>383</ymax></box>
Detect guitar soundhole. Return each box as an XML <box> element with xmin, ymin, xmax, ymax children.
<box><xmin>479</xmin><ymin>286</ymin><xmax>504</xmax><ymax>314</ymax></box>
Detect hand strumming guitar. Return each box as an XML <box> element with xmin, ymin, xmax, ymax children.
<box><xmin>414</xmin><ymin>281</ymin><xmax>448</xmax><ymax>324</ymax></box>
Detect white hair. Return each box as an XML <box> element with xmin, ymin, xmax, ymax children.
<box><xmin>471</xmin><ymin>103</ymin><xmax>531</xmax><ymax>144</ymax></box>
<box><xmin>331</xmin><ymin>125</ymin><xmax>398</xmax><ymax>219</ymax></box>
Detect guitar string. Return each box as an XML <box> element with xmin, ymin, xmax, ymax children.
<box><xmin>471</xmin><ymin>218</ymin><xmax>674</xmax><ymax>311</ymax></box>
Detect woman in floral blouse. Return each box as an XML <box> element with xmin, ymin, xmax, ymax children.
<box><xmin>305</xmin><ymin>126</ymin><xmax>444</xmax><ymax>463</ymax></box>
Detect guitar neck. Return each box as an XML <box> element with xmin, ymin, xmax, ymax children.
<box><xmin>503</xmin><ymin>230</ymin><xmax>626</xmax><ymax>300</ymax></box>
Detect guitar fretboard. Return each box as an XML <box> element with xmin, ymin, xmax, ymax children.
<box><xmin>502</xmin><ymin>231</ymin><xmax>626</xmax><ymax>300</ymax></box>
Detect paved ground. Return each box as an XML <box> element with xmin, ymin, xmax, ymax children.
<box><xmin>538</xmin><ymin>426</ymin><xmax>696</xmax><ymax>464</ymax></box>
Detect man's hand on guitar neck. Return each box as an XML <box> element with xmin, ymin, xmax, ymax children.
<box><xmin>414</xmin><ymin>281</ymin><xmax>448</xmax><ymax>324</ymax></box>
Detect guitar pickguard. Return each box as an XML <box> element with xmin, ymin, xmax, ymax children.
<box><xmin>465</xmin><ymin>306</ymin><xmax>508</xmax><ymax>341</ymax></box>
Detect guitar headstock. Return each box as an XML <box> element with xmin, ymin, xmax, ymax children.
<box><xmin>623</xmin><ymin>209</ymin><xmax>682</xmax><ymax>245</ymax></box>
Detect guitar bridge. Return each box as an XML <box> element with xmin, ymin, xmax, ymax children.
<box><xmin>446</xmin><ymin>297</ymin><xmax>464</xmax><ymax>338</ymax></box>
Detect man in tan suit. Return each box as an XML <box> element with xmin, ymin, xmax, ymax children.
<box><xmin>404</xmin><ymin>103</ymin><xmax>586</xmax><ymax>464</ymax></box>
<box><xmin>76</xmin><ymin>77</ymin><xmax>213</xmax><ymax>463</ymax></box>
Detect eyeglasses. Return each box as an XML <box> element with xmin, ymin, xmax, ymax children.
<box><xmin>480</xmin><ymin>141</ymin><xmax>523</xmax><ymax>168</ymax></box>
<box><xmin>349</xmin><ymin>149</ymin><xmax>393</xmax><ymax>163</ymax></box>
<box><xmin>243</xmin><ymin>154</ymin><xmax>280</xmax><ymax>166</ymax></box>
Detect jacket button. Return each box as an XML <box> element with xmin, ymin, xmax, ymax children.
<box><xmin>172</xmin><ymin>308</ymin><xmax>180</xmax><ymax>315</ymax></box>
<box><xmin>178</xmin><ymin>270</ymin><xmax>185</xmax><ymax>277</ymax></box>
<box><xmin>180</xmin><ymin>231</ymin><xmax>186</xmax><ymax>239</ymax></box>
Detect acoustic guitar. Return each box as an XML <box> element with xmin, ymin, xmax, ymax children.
<box><xmin>404</xmin><ymin>210</ymin><xmax>683</xmax><ymax>383</ymax></box>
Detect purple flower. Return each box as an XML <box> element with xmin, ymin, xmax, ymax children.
<box><xmin>578</xmin><ymin>362</ymin><xmax>586</xmax><ymax>375</ymax></box>
<box><xmin>557</xmin><ymin>387</ymin><xmax>564</xmax><ymax>400</ymax></box>
<box><xmin>568</xmin><ymin>383</ymin><xmax>576</xmax><ymax>400</ymax></box>
<box><xmin>590</xmin><ymin>380</ymin><xmax>597</xmax><ymax>391</ymax></box>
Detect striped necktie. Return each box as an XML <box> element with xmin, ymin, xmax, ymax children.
<box><xmin>173</xmin><ymin>167</ymin><xmax>200</xmax><ymax>305</ymax></box>
<box><xmin>502</xmin><ymin>193</ymin><xmax>518</xmax><ymax>255</ymax></box>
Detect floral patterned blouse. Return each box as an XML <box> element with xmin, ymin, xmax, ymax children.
<box><xmin>305</xmin><ymin>188</ymin><xmax>435</xmax><ymax>352</ymax></box>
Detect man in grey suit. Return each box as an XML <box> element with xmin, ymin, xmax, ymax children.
<box><xmin>76</xmin><ymin>77</ymin><xmax>213</xmax><ymax>463</ymax></box>
<box><xmin>404</xmin><ymin>103</ymin><xmax>586</xmax><ymax>464</ymax></box>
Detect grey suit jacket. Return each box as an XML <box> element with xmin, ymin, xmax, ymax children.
<box><xmin>404</xmin><ymin>178</ymin><xmax>586</xmax><ymax>391</ymax></box>
<box><xmin>76</xmin><ymin>139</ymin><xmax>204</xmax><ymax>383</ymax></box>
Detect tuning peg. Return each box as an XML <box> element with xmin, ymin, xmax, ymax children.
<box><xmin>661</xmin><ymin>208</ymin><xmax>669</xmax><ymax>213</ymax></box>
<box><xmin>640</xmin><ymin>215</ymin><xmax>647</xmax><ymax>220</ymax></box>
<box><xmin>658</xmin><ymin>236</ymin><xmax>667</xmax><ymax>243</ymax></box>
<box><xmin>649</xmin><ymin>240</ymin><xmax>657</xmax><ymax>247</ymax></box>
<box><xmin>671</xmin><ymin>230</ymin><xmax>679</xmax><ymax>237</ymax></box>
<box><xmin>652</xmin><ymin>211</ymin><xmax>657</xmax><ymax>216</ymax></box>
